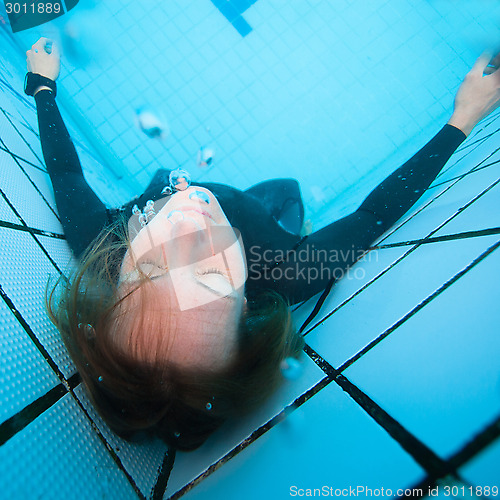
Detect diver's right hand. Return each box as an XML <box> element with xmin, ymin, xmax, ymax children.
<box><xmin>26</xmin><ymin>37</ymin><xmax>60</xmax><ymax>81</ymax></box>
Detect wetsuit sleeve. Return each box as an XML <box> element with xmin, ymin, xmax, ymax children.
<box><xmin>35</xmin><ymin>89</ymin><xmax>109</xmax><ymax>257</ymax></box>
<box><xmin>263</xmin><ymin>124</ymin><xmax>466</xmax><ymax>304</ymax></box>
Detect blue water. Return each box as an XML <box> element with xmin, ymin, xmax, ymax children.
<box><xmin>12</xmin><ymin>0</ymin><xmax>500</xmax><ymax>228</ymax></box>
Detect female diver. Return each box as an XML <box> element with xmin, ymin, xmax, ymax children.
<box><xmin>25</xmin><ymin>38</ymin><xmax>500</xmax><ymax>450</ymax></box>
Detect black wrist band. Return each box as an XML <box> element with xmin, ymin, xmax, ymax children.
<box><xmin>24</xmin><ymin>72</ymin><xmax>57</xmax><ymax>97</ymax></box>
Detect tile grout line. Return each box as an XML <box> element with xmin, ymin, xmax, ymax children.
<box><xmin>301</xmin><ymin>173</ymin><xmax>500</xmax><ymax>337</ymax></box>
<box><xmin>334</xmin><ymin>373</ymin><xmax>449</xmax><ymax>478</ymax></box>
<box><xmin>0</xmin><ymin>282</ymin><xmax>67</xmax><ymax>385</ymax></box>
<box><xmin>379</xmin><ymin>116</ymin><xmax>500</xmax><ymax>247</ymax></box>
<box><xmin>336</xmin><ymin>238</ymin><xmax>500</xmax><ymax>373</ymax></box>
<box><xmin>302</xmin><ymin>346</ymin><xmax>451</xmax><ymax>482</ymax></box>
<box><xmin>0</xmin><ymin>144</ymin><xmax>46</xmax><ymax>172</ymax></box>
<box><xmin>0</xmin><ymin>132</ymin><xmax>61</xmax><ymax>223</ymax></box>
<box><xmin>432</xmin><ymin>156</ymin><xmax>500</xmax><ymax>190</ymax></box>
<box><xmin>0</xmin><ymin>106</ymin><xmax>46</xmax><ymax>170</ymax></box>
<box><xmin>0</xmin><ymin>219</ymin><xmax>65</xmax><ymax>239</ymax></box>
<box><xmin>167</xmin><ymin>375</ymin><xmax>332</xmax><ymax>499</ymax></box>
<box><xmin>448</xmin><ymin>413</ymin><xmax>500</xmax><ymax>472</ymax></box>
<box><xmin>305</xmin><ymin>347</ymin><xmax>500</xmax><ymax>489</ymax></box>
<box><xmin>374</xmin><ymin>227</ymin><xmax>500</xmax><ymax>250</ymax></box>
<box><xmin>151</xmin><ymin>449</ymin><xmax>176</xmax><ymax>500</ymax></box>
<box><xmin>378</xmin><ymin>143</ymin><xmax>500</xmax><ymax>247</ymax></box>
<box><xmin>0</xmin><ymin>373</ymin><xmax>80</xmax><ymax>446</ymax></box>
<box><xmin>0</xmin><ymin>186</ymin><xmax>63</xmax><ymax>275</ymax></box>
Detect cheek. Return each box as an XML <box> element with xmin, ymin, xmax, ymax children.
<box><xmin>225</xmin><ymin>245</ymin><xmax>247</xmax><ymax>286</ymax></box>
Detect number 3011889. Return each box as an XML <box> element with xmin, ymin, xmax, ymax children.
<box><xmin>5</xmin><ymin>2</ymin><xmax>61</xmax><ymax>14</ymax></box>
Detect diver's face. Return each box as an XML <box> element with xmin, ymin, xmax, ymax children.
<box><xmin>119</xmin><ymin>187</ymin><xmax>247</xmax><ymax>368</ymax></box>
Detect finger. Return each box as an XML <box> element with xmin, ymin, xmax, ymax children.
<box><xmin>484</xmin><ymin>52</ymin><xmax>500</xmax><ymax>75</ymax></box>
<box><xmin>471</xmin><ymin>52</ymin><xmax>492</xmax><ymax>75</ymax></box>
<box><xmin>32</xmin><ymin>37</ymin><xmax>48</xmax><ymax>49</ymax></box>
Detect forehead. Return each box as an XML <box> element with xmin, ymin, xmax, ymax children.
<box><xmin>135</xmin><ymin>279</ymin><xmax>242</xmax><ymax>367</ymax></box>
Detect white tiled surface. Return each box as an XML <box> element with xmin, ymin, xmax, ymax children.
<box><xmin>166</xmin><ymin>354</ymin><xmax>325</xmax><ymax>497</ymax></box>
<box><xmin>74</xmin><ymin>385</ymin><xmax>169</xmax><ymax>498</ymax></box>
<box><xmin>183</xmin><ymin>382</ymin><xmax>424</xmax><ymax>500</ymax></box>
<box><xmin>0</xmin><ymin>394</ymin><xmax>139</xmax><ymax>500</ymax></box>
<box><xmin>306</xmin><ymin>234</ymin><xmax>500</xmax><ymax>370</ymax></box>
<box><xmin>0</xmin><ymin>298</ymin><xmax>60</xmax><ymax>423</ymax></box>
<box><xmin>344</xmin><ymin>243</ymin><xmax>500</xmax><ymax>459</ymax></box>
<box><xmin>1</xmin><ymin>1</ymin><xmax>500</xmax><ymax>499</ymax></box>
<box><xmin>0</xmin><ymin>227</ymin><xmax>74</xmax><ymax>375</ymax></box>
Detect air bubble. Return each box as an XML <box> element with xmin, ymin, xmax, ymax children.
<box><xmin>205</xmin><ymin>402</ymin><xmax>212</xmax><ymax>410</ymax></box>
<box><xmin>280</xmin><ymin>357</ymin><xmax>302</xmax><ymax>380</ymax></box>
<box><xmin>169</xmin><ymin>168</ymin><xmax>191</xmax><ymax>191</ymax></box>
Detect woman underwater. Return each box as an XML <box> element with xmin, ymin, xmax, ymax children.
<box><xmin>25</xmin><ymin>38</ymin><xmax>500</xmax><ymax>450</ymax></box>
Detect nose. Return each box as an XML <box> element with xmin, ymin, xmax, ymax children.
<box><xmin>170</xmin><ymin>217</ymin><xmax>206</xmax><ymax>240</ymax></box>
<box><xmin>168</xmin><ymin>220</ymin><xmax>213</xmax><ymax>268</ymax></box>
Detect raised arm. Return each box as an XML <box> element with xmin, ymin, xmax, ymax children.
<box><xmin>265</xmin><ymin>52</ymin><xmax>500</xmax><ymax>304</ymax></box>
<box><xmin>26</xmin><ymin>38</ymin><xmax>110</xmax><ymax>257</ymax></box>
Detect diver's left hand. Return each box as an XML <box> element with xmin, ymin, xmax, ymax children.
<box><xmin>26</xmin><ymin>37</ymin><xmax>60</xmax><ymax>81</ymax></box>
<box><xmin>448</xmin><ymin>52</ymin><xmax>500</xmax><ymax>136</ymax></box>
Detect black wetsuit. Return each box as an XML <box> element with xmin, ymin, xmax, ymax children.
<box><xmin>35</xmin><ymin>89</ymin><xmax>466</xmax><ymax>305</ymax></box>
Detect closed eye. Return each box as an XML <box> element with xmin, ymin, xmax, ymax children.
<box><xmin>139</xmin><ymin>261</ymin><xmax>168</xmax><ymax>279</ymax></box>
<box><xmin>196</xmin><ymin>267</ymin><xmax>227</xmax><ymax>277</ymax></box>
<box><xmin>194</xmin><ymin>268</ymin><xmax>236</xmax><ymax>299</ymax></box>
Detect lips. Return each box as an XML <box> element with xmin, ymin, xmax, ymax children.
<box><xmin>177</xmin><ymin>206</ymin><xmax>215</xmax><ymax>222</ymax></box>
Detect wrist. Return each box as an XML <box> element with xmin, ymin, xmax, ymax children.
<box><xmin>24</xmin><ymin>72</ymin><xmax>57</xmax><ymax>97</ymax></box>
<box><xmin>447</xmin><ymin>112</ymin><xmax>475</xmax><ymax>137</ymax></box>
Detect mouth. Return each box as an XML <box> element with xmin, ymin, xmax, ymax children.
<box><xmin>177</xmin><ymin>206</ymin><xmax>215</xmax><ymax>221</ymax></box>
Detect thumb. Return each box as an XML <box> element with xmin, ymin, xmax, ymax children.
<box><xmin>483</xmin><ymin>52</ymin><xmax>500</xmax><ymax>76</ymax></box>
<box><xmin>470</xmin><ymin>52</ymin><xmax>492</xmax><ymax>75</ymax></box>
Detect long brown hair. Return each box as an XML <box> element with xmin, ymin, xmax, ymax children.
<box><xmin>46</xmin><ymin>218</ymin><xmax>304</xmax><ymax>450</ymax></box>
